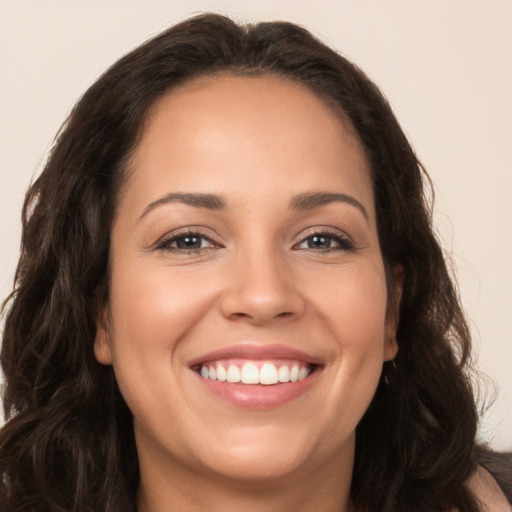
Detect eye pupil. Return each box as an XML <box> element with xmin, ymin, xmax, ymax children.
<box><xmin>309</xmin><ymin>235</ymin><xmax>330</xmax><ymax>249</ymax></box>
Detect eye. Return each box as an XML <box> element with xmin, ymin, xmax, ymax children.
<box><xmin>156</xmin><ymin>231</ymin><xmax>219</xmax><ymax>252</ymax></box>
<box><xmin>295</xmin><ymin>230</ymin><xmax>355</xmax><ymax>252</ymax></box>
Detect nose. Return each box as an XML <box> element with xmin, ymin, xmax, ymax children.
<box><xmin>219</xmin><ymin>247</ymin><xmax>305</xmax><ymax>325</ymax></box>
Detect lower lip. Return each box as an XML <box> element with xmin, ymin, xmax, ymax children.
<box><xmin>194</xmin><ymin>369</ymin><xmax>320</xmax><ymax>408</ymax></box>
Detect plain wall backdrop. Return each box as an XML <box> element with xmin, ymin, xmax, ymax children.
<box><xmin>0</xmin><ymin>0</ymin><xmax>511</xmax><ymax>450</ymax></box>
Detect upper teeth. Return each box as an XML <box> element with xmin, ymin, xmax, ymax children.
<box><xmin>200</xmin><ymin>361</ymin><xmax>311</xmax><ymax>385</ymax></box>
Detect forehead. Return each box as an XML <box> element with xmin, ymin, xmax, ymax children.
<box><xmin>138</xmin><ymin>73</ymin><xmax>362</xmax><ymax>158</ymax></box>
<box><xmin>123</xmin><ymin>74</ymin><xmax>373</xmax><ymax>217</ymax></box>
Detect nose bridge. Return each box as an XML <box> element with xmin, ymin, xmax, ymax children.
<box><xmin>220</xmin><ymin>241</ymin><xmax>303</xmax><ymax>324</ymax></box>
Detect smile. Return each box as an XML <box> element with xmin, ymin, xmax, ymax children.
<box><xmin>189</xmin><ymin>344</ymin><xmax>322</xmax><ymax>408</ymax></box>
<box><xmin>198</xmin><ymin>359</ymin><xmax>313</xmax><ymax>385</ymax></box>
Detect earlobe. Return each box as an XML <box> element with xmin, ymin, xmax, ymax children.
<box><xmin>384</xmin><ymin>334</ymin><xmax>399</xmax><ymax>362</ymax></box>
<box><xmin>384</xmin><ymin>264</ymin><xmax>404</xmax><ymax>361</ymax></box>
<box><xmin>93</xmin><ymin>310</ymin><xmax>113</xmax><ymax>365</ymax></box>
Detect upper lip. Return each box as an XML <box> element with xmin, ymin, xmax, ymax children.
<box><xmin>188</xmin><ymin>343</ymin><xmax>323</xmax><ymax>368</ymax></box>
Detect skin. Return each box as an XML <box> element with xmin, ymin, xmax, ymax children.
<box><xmin>94</xmin><ymin>74</ymin><xmax>401</xmax><ymax>512</ymax></box>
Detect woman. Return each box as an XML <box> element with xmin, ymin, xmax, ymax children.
<box><xmin>1</xmin><ymin>13</ymin><xmax>510</xmax><ymax>512</ymax></box>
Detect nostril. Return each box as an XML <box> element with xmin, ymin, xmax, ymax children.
<box><xmin>229</xmin><ymin>312</ymin><xmax>252</xmax><ymax>320</ymax></box>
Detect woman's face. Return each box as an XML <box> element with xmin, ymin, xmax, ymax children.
<box><xmin>95</xmin><ymin>75</ymin><xmax>400</xmax><ymax>485</ymax></box>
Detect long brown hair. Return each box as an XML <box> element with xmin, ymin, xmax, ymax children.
<box><xmin>1</xmin><ymin>13</ymin><xmax>481</xmax><ymax>511</ymax></box>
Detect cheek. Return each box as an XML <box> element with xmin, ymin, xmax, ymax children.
<box><xmin>108</xmin><ymin>261</ymin><xmax>213</xmax><ymax>353</ymax></box>
<box><xmin>307</xmin><ymin>260</ymin><xmax>389</xmax><ymax>346</ymax></box>
<box><xmin>105</xmin><ymin>262</ymin><xmax>216</xmax><ymax>411</ymax></box>
<box><xmin>309</xmin><ymin>262</ymin><xmax>389</xmax><ymax>402</ymax></box>
<box><xmin>105</xmin><ymin>261</ymin><xmax>218</xmax><ymax>429</ymax></box>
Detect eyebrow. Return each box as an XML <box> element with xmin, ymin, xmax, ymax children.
<box><xmin>290</xmin><ymin>192</ymin><xmax>369</xmax><ymax>220</ymax></box>
<box><xmin>138</xmin><ymin>190</ymin><xmax>368</xmax><ymax>222</ymax></box>
<box><xmin>139</xmin><ymin>192</ymin><xmax>227</xmax><ymax>220</ymax></box>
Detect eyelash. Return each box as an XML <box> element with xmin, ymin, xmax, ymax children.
<box><xmin>294</xmin><ymin>229</ymin><xmax>355</xmax><ymax>253</ymax></box>
<box><xmin>156</xmin><ymin>230</ymin><xmax>219</xmax><ymax>253</ymax></box>
<box><xmin>155</xmin><ymin>228</ymin><xmax>355</xmax><ymax>254</ymax></box>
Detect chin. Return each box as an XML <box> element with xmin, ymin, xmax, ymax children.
<box><xmin>188</xmin><ymin>421</ymin><xmax>337</xmax><ymax>484</ymax></box>
<box><xmin>204</xmin><ymin>447</ymin><xmax>310</xmax><ymax>483</ymax></box>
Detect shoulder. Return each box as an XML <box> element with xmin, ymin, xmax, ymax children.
<box><xmin>467</xmin><ymin>465</ymin><xmax>512</xmax><ymax>512</ymax></box>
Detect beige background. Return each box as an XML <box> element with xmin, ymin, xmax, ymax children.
<box><xmin>1</xmin><ymin>0</ymin><xmax>511</xmax><ymax>450</ymax></box>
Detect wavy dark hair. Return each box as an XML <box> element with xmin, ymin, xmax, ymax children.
<box><xmin>0</xmin><ymin>13</ymin><xmax>497</xmax><ymax>512</ymax></box>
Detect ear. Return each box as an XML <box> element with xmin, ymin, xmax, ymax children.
<box><xmin>93</xmin><ymin>308</ymin><xmax>113</xmax><ymax>365</ymax></box>
<box><xmin>384</xmin><ymin>264</ymin><xmax>404</xmax><ymax>361</ymax></box>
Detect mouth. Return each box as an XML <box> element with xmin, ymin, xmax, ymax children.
<box><xmin>189</xmin><ymin>344</ymin><xmax>323</xmax><ymax>407</ymax></box>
